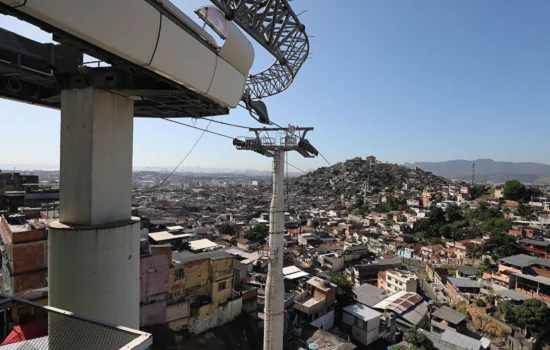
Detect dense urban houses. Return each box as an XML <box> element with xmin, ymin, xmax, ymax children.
<box><xmin>293</xmin><ymin>277</ymin><xmax>336</xmax><ymax>330</ymax></box>
<box><xmin>166</xmin><ymin>251</ymin><xmax>242</xmax><ymax>334</ymax></box>
<box><xmin>0</xmin><ymin>212</ymin><xmax>50</xmax><ymax>301</ymax></box>
<box><xmin>378</xmin><ymin>269</ymin><xmax>418</xmax><ymax>294</ymax></box>
<box><xmin>0</xmin><ymin>155</ymin><xmax>548</xmax><ymax>348</ymax></box>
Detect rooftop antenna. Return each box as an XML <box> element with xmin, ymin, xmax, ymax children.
<box><xmin>233</xmin><ymin>126</ymin><xmax>317</xmax><ymax>350</ymax></box>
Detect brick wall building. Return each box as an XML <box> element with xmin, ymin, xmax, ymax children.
<box><xmin>0</xmin><ymin>212</ymin><xmax>50</xmax><ymax>303</ymax></box>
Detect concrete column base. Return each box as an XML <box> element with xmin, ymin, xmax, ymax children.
<box><xmin>48</xmin><ymin>217</ymin><xmax>140</xmax><ymax>329</ymax></box>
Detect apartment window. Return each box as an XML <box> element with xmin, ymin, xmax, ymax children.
<box><xmin>175</xmin><ymin>268</ymin><xmax>184</xmax><ymax>280</ymax></box>
<box><xmin>218</xmin><ymin>281</ymin><xmax>227</xmax><ymax>291</ymax></box>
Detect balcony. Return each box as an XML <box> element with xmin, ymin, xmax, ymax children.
<box><xmin>523</xmin><ymin>246</ymin><xmax>547</xmax><ymax>256</ymax></box>
<box><xmin>0</xmin><ymin>295</ymin><xmax>151</xmax><ymax>349</ymax></box>
<box><xmin>483</xmin><ymin>271</ymin><xmax>509</xmax><ymax>284</ymax></box>
<box><xmin>293</xmin><ymin>291</ymin><xmax>327</xmax><ymax>315</ymax></box>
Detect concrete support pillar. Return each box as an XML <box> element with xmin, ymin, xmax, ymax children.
<box><xmin>263</xmin><ymin>151</ymin><xmax>285</xmax><ymax>350</ymax></box>
<box><xmin>48</xmin><ymin>87</ymin><xmax>140</xmax><ymax>329</ymax></box>
<box><xmin>59</xmin><ymin>87</ymin><xmax>133</xmax><ymax>226</ymax></box>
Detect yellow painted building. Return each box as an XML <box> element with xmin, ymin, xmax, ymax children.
<box><xmin>166</xmin><ymin>251</ymin><xmax>241</xmax><ymax>333</ymax></box>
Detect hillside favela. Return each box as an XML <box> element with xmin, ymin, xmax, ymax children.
<box><xmin>1</xmin><ymin>1</ymin><xmax>550</xmax><ymax>350</ymax></box>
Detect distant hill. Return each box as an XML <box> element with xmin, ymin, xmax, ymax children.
<box><xmin>292</xmin><ymin>157</ymin><xmax>449</xmax><ymax>198</ymax></box>
<box><xmin>404</xmin><ymin>159</ymin><xmax>550</xmax><ymax>184</ymax></box>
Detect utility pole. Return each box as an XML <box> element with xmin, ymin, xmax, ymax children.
<box><xmin>234</xmin><ymin>126</ymin><xmax>317</xmax><ymax>350</ymax></box>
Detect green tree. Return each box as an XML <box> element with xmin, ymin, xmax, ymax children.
<box><xmin>217</xmin><ymin>223</ymin><xmax>236</xmax><ymax>236</ymax></box>
<box><xmin>403</xmin><ymin>328</ymin><xmax>435</xmax><ymax>350</ymax></box>
<box><xmin>475</xmin><ymin>299</ymin><xmax>487</xmax><ymax>307</ymax></box>
<box><xmin>445</xmin><ymin>206</ymin><xmax>463</xmax><ymax>223</ymax></box>
<box><xmin>526</xmin><ymin>187</ymin><xmax>543</xmax><ymax>200</ymax></box>
<box><xmin>497</xmin><ymin>301</ymin><xmax>514</xmax><ymax>317</ymax></box>
<box><xmin>517</xmin><ymin>202</ymin><xmax>534</xmax><ymax>220</ymax></box>
<box><xmin>503</xmin><ymin>180</ymin><xmax>527</xmax><ymax>201</ymax></box>
<box><xmin>482</xmin><ymin>233</ymin><xmax>523</xmax><ymax>261</ymax></box>
<box><xmin>470</xmin><ymin>185</ymin><xmax>488</xmax><ymax>200</ymax></box>
<box><xmin>244</xmin><ymin>224</ymin><xmax>269</xmax><ymax>245</ymax></box>
<box><xmin>505</xmin><ymin>299</ymin><xmax>550</xmax><ymax>335</ymax></box>
<box><xmin>428</xmin><ymin>237</ymin><xmax>443</xmax><ymax>245</ymax></box>
<box><xmin>483</xmin><ymin>218</ymin><xmax>512</xmax><ymax>235</ymax></box>
<box><xmin>439</xmin><ymin>225</ymin><xmax>453</xmax><ymax>239</ymax></box>
<box><xmin>329</xmin><ymin>272</ymin><xmax>355</xmax><ymax>321</ymax></box>
<box><xmin>478</xmin><ymin>258</ymin><xmax>492</xmax><ymax>277</ymax></box>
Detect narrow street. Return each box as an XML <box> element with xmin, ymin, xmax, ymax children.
<box><xmin>403</xmin><ymin>258</ymin><xmax>437</xmax><ymax>301</ymax></box>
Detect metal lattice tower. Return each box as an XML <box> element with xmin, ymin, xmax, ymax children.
<box><xmin>210</xmin><ymin>0</ymin><xmax>310</xmax><ymax>100</ymax></box>
<box><xmin>233</xmin><ymin>126</ymin><xmax>316</xmax><ymax>350</ymax></box>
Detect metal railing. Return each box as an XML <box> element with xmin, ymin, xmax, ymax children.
<box><xmin>0</xmin><ymin>295</ymin><xmax>152</xmax><ymax>349</ymax></box>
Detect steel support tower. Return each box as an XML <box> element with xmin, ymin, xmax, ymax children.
<box><xmin>233</xmin><ymin>127</ymin><xmax>317</xmax><ymax>350</ymax></box>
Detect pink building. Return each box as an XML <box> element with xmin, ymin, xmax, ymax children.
<box><xmin>140</xmin><ymin>252</ymin><xmax>170</xmax><ymax>327</ymax></box>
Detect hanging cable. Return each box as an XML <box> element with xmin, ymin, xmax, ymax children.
<box><xmin>285</xmin><ymin>161</ymin><xmax>306</xmax><ymax>173</ymax></box>
<box><xmin>148</xmin><ymin>119</ymin><xmax>213</xmax><ymax>191</ymax></box>
<box><xmin>162</xmin><ymin>118</ymin><xmax>234</xmax><ymax>139</ymax></box>
<box><xmin>318</xmin><ymin>153</ymin><xmax>332</xmax><ymax>167</ymax></box>
<box><xmin>159</xmin><ymin>117</ymin><xmax>308</xmax><ymax>175</ymax></box>
<box><xmin>198</xmin><ymin>117</ymin><xmax>254</xmax><ymax>129</ymax></box>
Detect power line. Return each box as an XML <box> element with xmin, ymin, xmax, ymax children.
<box><xmin>159</xmin><ymin>117</ymin><xmax>308</xmax><ymax>175</ymax></box>
<box><xmin>319</xmin><ymin>152</ymin><xmax>332</xmax><ymax>167</ymax></box>
<box><xmin>161</xmin><ymin>118</ymin><xmax>234</xmax><ymax>139</ymax></box>
<box><xmin>285</xmin><ymin>161</ymin><xmax>306</xmax><ymax>173</ymax></box>
<box><xmin>99</xmin><ymin>89</ymin><xmax>312</xmax><ymax>176</ymax></box>
<box><xmin>198</xmin><ymin>117</ymin><xmax>254</xmax><ymax>129</ymax></box>
<box><xmin>151</xmin><ymin>119</ymin><xmax>213</xmax><ymax>190</ymax></box>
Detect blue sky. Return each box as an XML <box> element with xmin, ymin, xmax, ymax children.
<box><xmin>1</xmin><ymin>0</ymin><xmax>550</xmax><ymax>171</ymax></box>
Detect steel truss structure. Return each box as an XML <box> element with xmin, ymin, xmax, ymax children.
<box><xmin>233</xmin><ymin>127</ymin><xmax>318</xmax><ymax>158</ymax></box>
<box><xmin>0</xmin><ymin>0</ymin><xmax>309</xmax><ymax>118</ymax></box>
<box><xmin>211</xmin><ymin>0</ymin><xmax>309</xmax><ymax>99</ymax></box>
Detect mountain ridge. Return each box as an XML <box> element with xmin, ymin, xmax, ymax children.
<box><xmin>404</xmin><ymin>159</ymin><xmax>550</xmax><ymax>183</ymax></box>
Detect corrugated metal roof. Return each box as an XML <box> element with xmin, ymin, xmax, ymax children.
<box><xmin>521</xmin><ymin>238</ymin><xmax>550</xmax><ymax>247</ymax></box>
<box><xmin>500</xmin><ymin>254</ymin><xmax>538</xmax><ymax>268</ymax></box>
<box><xmin>456</xmin><ymin>266</ymin><xmax>478</xmax><ymax>276</ymax></box>
<box><xmin>440</xmin><ymin>329</ymin><xmax>481</xmax><ymax>350</ymax></box>
<box><xmin>496</xmin><ymin>289</ymin><xmax>531</xmax><ymax>301</ymax></box>
<box><xmin>353</xmin><ymin>283</ymin><xmax>387</xmax><ymax>307</ymax></box>
<box><xmin>401</xmin><ymin>300</ymin><xmax>429</xmax><ymax>326</ymax></box>
<box><xmin>285</xmin><ymin>271</ymin><xmax>310</xmax><ymax>280</ymax></box>
<box><xmin>343</xmin><ymin>303</ymin><xmax>381</xmax><ymax>322</ymax></box>
<box><xmin>432</xmin><ymin>306</ymin><xmax>467</xmax><ymax>325</ymax></box>
<box><xmin>189</xmin><ymin>239</ymin><xmax>219</xmax><ymax>251</ymax></box>
<box><xmin>373</xmin><ymin>291</ymin><xmax>423</xmax><ymax>314</ymax></box>
<box><xmin>282</xmin><ymin>266</ymin><xmax>302</xmax><ymax>276</ymax></box>
<box><xmin>148</xmin><ymin>231</ymin><xmax>193</xmax><ymax>242</ymax></box>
